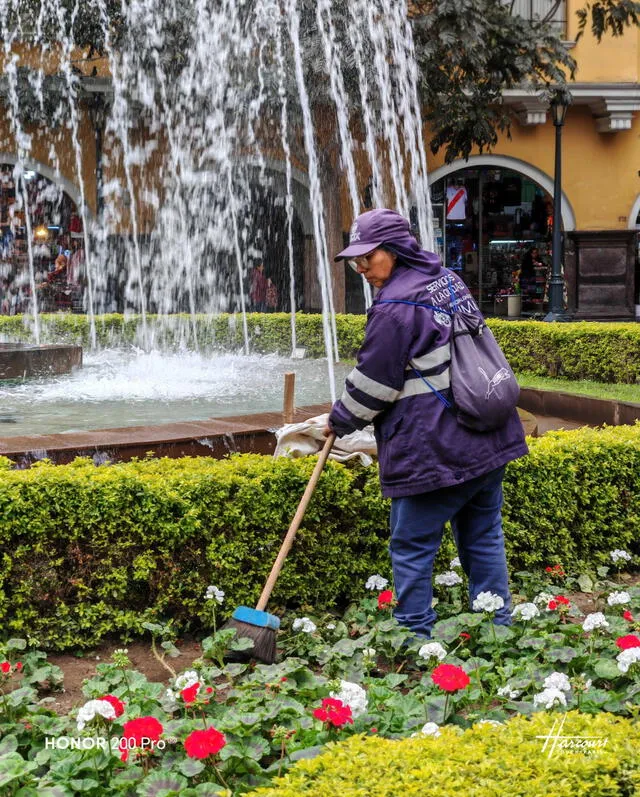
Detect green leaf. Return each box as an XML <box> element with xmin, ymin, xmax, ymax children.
<box><xmin>577</xmin><ymin>573</ymin><xmax>594</xmax><ymax>593</ymax></box>
<box><xmin>136</xmin><ymin>770</ymin><xmax>188</xmax><ymax>797</ymax></box>
<box><xmin>178</xmin><ymin>758</ymin><xmax>206</xmax><ymax>777</ymax></box>
<box><xmin>0</xmin><ymin>735</ymin><xmax>18</xmax><ymax>756</ymax></box>
<box><xmin>593</xmin><ymin>658</ymin><xmax>621</xmax><ymax>680</ymax></box>
<box><xmin>6</xmin><ymin>639</ymin><xmax>27</xmax><ymax>651</ymax></box>
<box><xmin>68</xmin><ymin>779</ymin><xmax>101</xmax><ymax>792</ymax></box>
<box><xmin>546</xmin><ymin>647</ymin><xmax>578</xmax><ymax>663</ymax></box>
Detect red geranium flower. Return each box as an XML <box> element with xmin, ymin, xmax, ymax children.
<box><xmin>15</xmin><ymin>662</ymin><xmax>22</xmax><ymax>672</ymax></box>
<box><xmin>555</xmin><ymin>595</ymin><xmax>570</xmax><ymax>605</ymax></box>
<box><xmin>616</xmin><ymin>634</ymin><xmax>640</xmax><ymax>650</ymax></box>
<box><xmin>431</xmin><ymin>663</ymin><xmax>470</xmax><ymax>692</ymax></box>
<box><xmin>377</xmin><ymin>590</ymin><xmax>394</xmax><ymax>609</ymax></box>
<box><xmin>312</xmin><ymin>697</ymin><xmax>353</xmax><ymax>728</ymax></box>
<box><xmin>101</xmin><ymin>694</ymin><xmax>125</xmax><ymax>718</ymax></box>
<box><xmin>181</xmin><ymin>682</ymin><xmax>200</xmax><ymax>705</ymax></box>
<box><xmin>0</xmin><ymin>662</ymin><xmax>10</xmax><ymax>674</ymax></box>
<box><xmin>184</xmin><ymin>726</ymin><xmax>226</xmax><ymax>759</ymax></box>
<box><xmin>120</xmin><ymin>716</ymin><xmax>164</xmax><ymax>762</ymax></box>
<box><xmin>623</xmin><ymin>610</ymin><xmax>634</xmax><ymax>622</ymax></box>
<box><xmin>548</xmin><ymin>600</ymin><xmax>558</xmax><ymax>610</ymax></box>
<box><xmin>459</xmin><ymin>632</ymin><xmax>471</xmax><ymax>641</ymax></box>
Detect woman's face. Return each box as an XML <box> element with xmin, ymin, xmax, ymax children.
<box><xmin>349</xmin><ymin>248</ymin><xmax>397</xmax><ymax>289</ymax></box>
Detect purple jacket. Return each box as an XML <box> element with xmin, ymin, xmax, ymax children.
<box><xmin>329</xmin><ymin>260</ymin><xmax>528</xmax><ymax>498</ymax></box>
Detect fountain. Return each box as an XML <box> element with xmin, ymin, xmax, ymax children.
<box><xmin>0</xmin><ymin>0</ymin><xmax>435</xmax><ymax>460</ymax></box>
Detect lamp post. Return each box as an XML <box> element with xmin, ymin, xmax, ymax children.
<box><xmin>544</xmin><ymin>89</ymin><xmax>571</xmax><ymax>322</ymax></box>
<box><xmin>87</xmin><ymin>94</ymin><xmax>108</xmax><ymax>219</ymax></box>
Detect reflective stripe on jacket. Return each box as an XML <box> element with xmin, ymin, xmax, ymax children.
<box><xmin>328</xmin><ymin>263</ymin><xmax>528</xmax><ymax>497</ymax></box>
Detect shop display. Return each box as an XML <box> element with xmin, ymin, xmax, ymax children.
<box><xmin>430</xmin><ymin>167</ymin><xmax>552</xmax><ymax>317</ymax></box>
<box><xmin>0</xmin><ymin>165</ymin><xmax>84</xmax><ymax>314</ymax></box>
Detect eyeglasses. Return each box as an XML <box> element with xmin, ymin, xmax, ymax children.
<box><xmin>347</xmin><ymin>256</ymin><xmax>370</xmax><ymax>273</ymax></box>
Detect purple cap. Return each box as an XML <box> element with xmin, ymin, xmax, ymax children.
<box><xmin>334</xmin><ymin>209</ymin><xmax>411</xmax><ymax>261</ymax></box>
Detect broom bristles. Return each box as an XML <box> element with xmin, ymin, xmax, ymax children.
<box><xmin>223</xmin><ymin>618</ymin><xmax>277</xmax><ymax>664</ymax></box>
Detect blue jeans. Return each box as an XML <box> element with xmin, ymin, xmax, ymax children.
<box><xmin>389</xmin><ymin>466</ymin><xmax>511</xmax><ymax>637</ymax></box>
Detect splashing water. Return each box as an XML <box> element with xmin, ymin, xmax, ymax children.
<box><xmin>0</xmin><ymin>0</ymin><xmax>433</xmax><ymax>401</ymax></box>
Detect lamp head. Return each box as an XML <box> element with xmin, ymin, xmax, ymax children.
<box><xmin>549</xmin><ymin>89</ymin><xmax>571</xmax><ymax>127</ymax></box>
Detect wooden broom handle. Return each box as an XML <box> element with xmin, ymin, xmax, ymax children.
<box><xmin>256</xmin><ymin>432</ymin><xmax>336</xmax><ymax>611</ymax></box>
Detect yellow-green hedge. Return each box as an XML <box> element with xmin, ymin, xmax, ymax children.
<box><xmin>0</xmin><ymin>424</ymin><xmax>638</xmax><ymax>650</ymax></box>
<box><xmin>247</xmin><ymin>711</ymin><xmax>640</xmax><ymax>797</ymax></box>
<box><xmin>1</xmin><ymin>313</ymin><xmax>639</xmax><ymax>382</ymax></box>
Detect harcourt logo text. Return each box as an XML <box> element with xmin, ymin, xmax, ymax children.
<box><xmin>535</xmin><ymin>714</ymin><xmax>608</xmax><ymax>758</ymax></box>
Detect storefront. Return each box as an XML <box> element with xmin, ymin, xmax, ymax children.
<box><xmin>430</xmin><ymin>165</ymin><xmax>556</xmax><ymax>317</ymax></box>
<box><xmin>0</xmin><ymin>164</ymin><xmax>84</xmax><ymax>314</ymax></box>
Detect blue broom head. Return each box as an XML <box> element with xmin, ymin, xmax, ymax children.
<box><xmin>232</xmin><ymin>606</ymin><xmax>280</xmax><ymax>630</ymax></box>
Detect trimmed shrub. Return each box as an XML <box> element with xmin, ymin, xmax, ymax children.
<box><xmin>1</xmin><ymin>313</ymin><xmax>639</xmax><ymax>382</ymax></box>
<box><xmin>0</xmin><ymin>424</ymin><xmax>638</xmax><ymax>650</ymax></box>
<box><xmin>247</xmin><ymin>711</ymin><xmax>640</xmax><ymax>797</ymax></box>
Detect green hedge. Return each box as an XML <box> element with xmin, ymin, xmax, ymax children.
<box><xmin>0</xmin><ymin>424</ymin><xmax>638</xmax><ymax>651</ymax></box>
<box><xmin>1</xmin><ymin>313</ymin><xmax>639</xmax><ymax>382</ymax></box>
<box><xmin>247</xmin><ymin>711</ymin><xmax>640</xmax><ymax>797</ymax></box>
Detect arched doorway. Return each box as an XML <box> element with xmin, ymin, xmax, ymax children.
<box><xmin>428</xmin><ymin>156</ymin><xmax>575</xmax><ymax>316</ymax></box>
<box><xmin>0</xmin><ymin>161</ymin><xmax>84</xmax><ymax>314</ymax></box>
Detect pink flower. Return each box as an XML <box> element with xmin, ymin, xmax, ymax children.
<box><xmin>184</xmin><ymin>727</ymin><xmax>226</xmax><ymax>759</ymax></box>
<box><xmin>312</xmin><ymin>697</ymin><xmax>353</xmax><ymax>728</ymax></box>
<box><xmin>616</xmin><ymin>634</ymin><xmax>640</xmax><ymax>650</ymax></box>
<box><xmin>431</xmin><ymin>663</ymin><xmax>470</xmax><ymax>692</ymax></box>
<box><xmin>101</xmin><ymin>694</ymin><xmax>125</xmax><ymax>718</ymax></box>
<box><xmin>181</xmin><ymin>683</ymin><xmax>200</xmax><ymax>705</ymax></box>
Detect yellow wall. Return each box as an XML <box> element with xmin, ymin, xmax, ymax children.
<box><xmin>567</xmin><ymin>0</ymin><xmax>639</xmax><ymax>83</ymax></box>
<box><xmin>425</xmin><ymin>105</ymin><xmax>640</xmax><ymax>231</ymax></box>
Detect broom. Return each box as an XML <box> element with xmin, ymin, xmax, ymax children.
<box><xmin>225</xmin><ymin>432</ymin><xmax>337</xmax><ymax>664</ymax></box>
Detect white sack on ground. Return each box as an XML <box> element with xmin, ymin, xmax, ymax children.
<box><xmin>273</xmin><ymin>413</ymin><xmax>377</xmax><ymax>466</ymax></box>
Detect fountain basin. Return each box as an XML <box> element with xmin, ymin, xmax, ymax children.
<box><xmin>0</xmin><ymin>343</ymin><xmax>82</xmax><ymax>380</ymax></box>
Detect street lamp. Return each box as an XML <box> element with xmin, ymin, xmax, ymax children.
<box><xmin>87</xmin><ymin>94</ymin><xmax>108</xmax><ymax>219</ymax></box>
<box><xmin>544</xmin><ymin>89</ymin><xmax>572</xmax><ymax>322</ymax></box>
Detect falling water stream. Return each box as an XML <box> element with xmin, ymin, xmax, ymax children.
<box><xmin>0</xmin><ymin>0</ymin><xmax>434</xmax><ymax>425</ymax></box>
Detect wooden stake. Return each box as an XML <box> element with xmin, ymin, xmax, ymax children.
<box><xmin>283</xmin><ymin>372</ymin><xmax>295</xmax><ymax>424</ymax></box>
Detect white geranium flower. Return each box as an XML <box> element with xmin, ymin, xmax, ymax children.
<box><xmin>174</xmin><ymin>670</ymin><xmax>200</xmax><ymax>691</ymax></box>
<box><xmin>419</xmin><ymin>722</ymin><xmax>441</xmax><ymax>737</ymax></box>
<box><xmin>76</xmin><ymin>699</ymin><xmax>116</xmax><ymax>731</ymax></box>
<box><xmin>362</xmin><ymin>647</ymin><xmax>377</xmax><ymax>659</ymax></box>
<box><xmin>476</xmin><ymin>719</ymin><xmax>504</xmax><ymax>727</ymax></box>
<box><xmin>472</xmin><ymin>591</ymin><xmax>504</xmax><ymax>613</ymax></box>
<box><xmin>534</xmin><ymin>591</ymin><xmax>555</xmax><ymax>607</ymax></box>
<box><xmin>434</xmin><ymin>571</ymin><xmax>463</xmax><ymax>587</ymax></box>
<box><xmin>204</xmin><ymin>585</ymin><xmax>225</xmax><ymax>604</ymax></box>
<box><xmin>543</xmin><ymin>672</ymin><xmax>571</xmax><ymax>692</ymax></box>
<box><xmin>326</xmin><ymin>622</ymin><xmax>336</xmax><ymax>631</ymax></box>
<box><xmin>330</xmin><ymin>680</ymin><xmax>368</xmax><ymax>718</ymax></box>
<box><xmin>533</xmin><ymin>688</ymin><xmax>567</xmax><ymax>709</ymax></box>
<box><xmin>418</xmin><ymin>642</ymin><xmax>447</xmax><ymax>662</ymax></box>
<box><xmin>610</xmin><ymin>549</ymin><xmax>632</xmax><ymax>563</ymax></box>
<box><xmin>365</xmin><ymin>574</ymin><xmax>389</xmax><ymax>591</ymax></box>
<box><xmin>497</xmin><ymin>684</ymin><xmax>521</xmax><ymax>700</ymax></box>
<box><xmin>450</xmin><ymin>557</ymin><xmax>461</xmax><ymax>569</ymax></box>
<box><xmin>617</xmin><ymin>647</ymin><xmax>640</xmax><ymax>674</ymax></box>
<box><xmin>511</xmin><ymin>602</ymin><xmax>540</xmax><ymax>621</ymax></box>
<box><xmin>607</xmin><ymin>591</ymin><xmax>631</xmax><ymax>606</ymax></box>
<box><xmin>292</xmin><ymin>617</ymin><xmax>317</xmax><ymax>634</ymax></box>
<box><xmin>582</xmin><ymin>612</ymin><xmax>609</xmax><ymax>632</ymax></box>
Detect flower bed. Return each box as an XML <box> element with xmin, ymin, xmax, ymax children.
<box><xmin>1</xmin><ymin>562</ymin><xmax>639</xmax><ymax>795</ymax></box>
<box><xmin>1</xmin><ymin>312</ymin><xmax>639</xmax><ymax>382</ymax></box>
<box><xmin>0</xmin><ymin>424</ymin><xmax>639</xmax><ymax>651</ymax></box>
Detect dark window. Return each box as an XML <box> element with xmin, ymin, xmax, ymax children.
<box><xmin>506</xmin><ymin>0</ymin><xmax>567</xmax><ymax>38</ymax></box>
